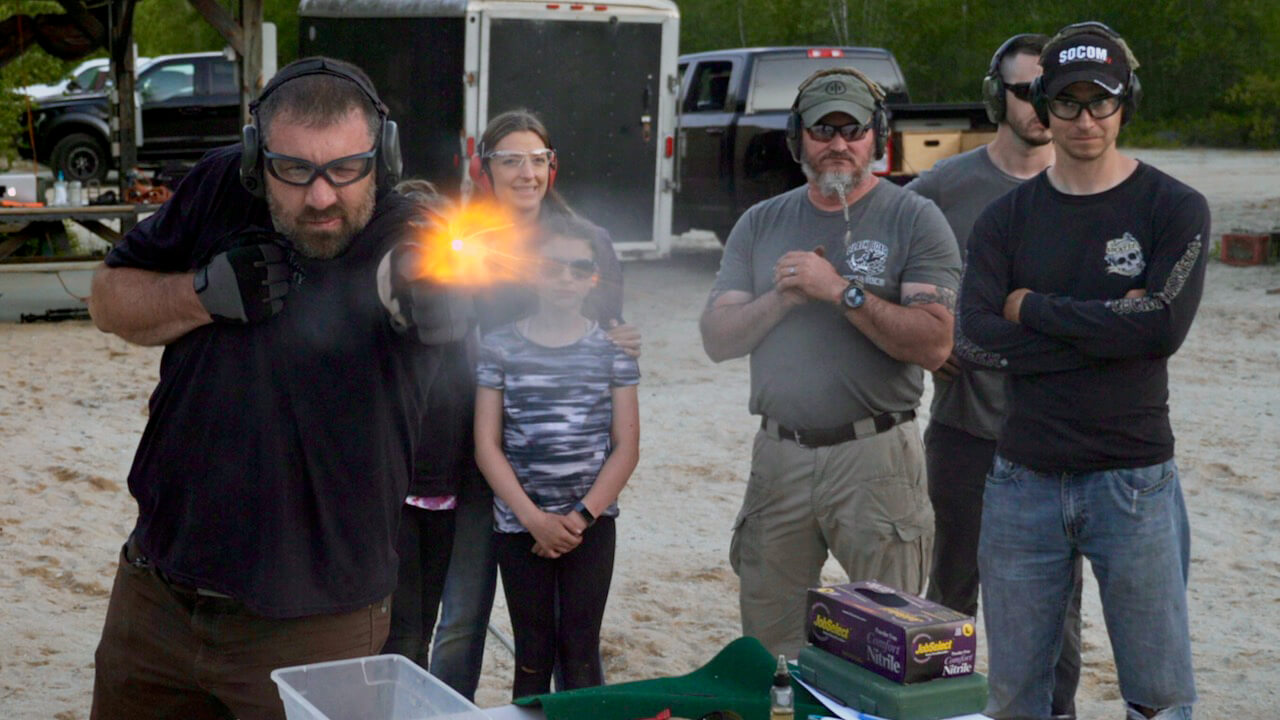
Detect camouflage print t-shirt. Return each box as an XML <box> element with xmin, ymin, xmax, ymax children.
<box><xmin>475</xmin><ymin>322</ymin><xmax>640</xmax><ymax>533</ymax></box>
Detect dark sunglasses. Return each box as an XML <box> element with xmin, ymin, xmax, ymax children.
<box><xmin>1048</xmin><ymin>94</ymin><xmax>1123</xmax><ymax>121</ymax></box>
<box><xmin>1005</xmin><ymin>81</ymin><xmax>1034</xmax><ymax>102</ymax></box>
<box><xmin>805</xmin><ymin>121</ymin><xmax>873</xmax><ymax>143</ymax></box>
<box><xmin>539</xmin><ymin>257</ymin><xmax>597</xmax><ymax>281</ymax></box>
<box><xmin>263</xmin><ymin>148</ymin><xmax>377</xmax><ymax>187</ymax></box>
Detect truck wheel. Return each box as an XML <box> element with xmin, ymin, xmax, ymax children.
<box><xmin>51</xmin><ymin>133</ymin><xmax>110</xmax><ymax>183</ymax></box>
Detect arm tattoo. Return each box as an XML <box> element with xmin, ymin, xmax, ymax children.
<box><xmin>903</xmin><ymin>286</ymin><xmax>957</xmax><ymax>313</ymax></box>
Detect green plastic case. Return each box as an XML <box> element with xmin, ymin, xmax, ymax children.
<box><xmin>797</xmin><ymin>645</ymin><xmax>988</xmax><ymax>720</ymax></box>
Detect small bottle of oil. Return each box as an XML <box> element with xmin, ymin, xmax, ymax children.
<box><xmin>770</xmin><ymin>653</ymin><xmax>794</xmax><ymax>720</ymax></box>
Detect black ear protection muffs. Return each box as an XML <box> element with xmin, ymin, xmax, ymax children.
<box><xmin>784</xmin><ymin>68</ymin><xmax>889</xmax><ymax>163</ymax></box>
<box><xmin>467</xmin><ymin>138</ymin><xmax>558</xmax><ymax>196</ymax></box>
<box><xmin>982</xmin><ymin>33</ymin><xmax>1043</xmax><ymax>124</ymax></box>
<box><xmin>240</xmin><ymin>57</ymin><xmax>403</xmax><ymax>198</ymax></box>
<box><xmin>1030</xmin><ymin>21</ymin><xmax>1143</xmax><ymax>127</ymax></box>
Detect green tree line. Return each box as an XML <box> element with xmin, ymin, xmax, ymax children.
<box><xmin>4</xmin><ymin>0</ymin><xmax>1279</xmax><ymax>161</ymax></box>
<box><xmin>680</xmin><ymin>0</ymin><xmax>1280</xmax><ymax>148</ymax></box>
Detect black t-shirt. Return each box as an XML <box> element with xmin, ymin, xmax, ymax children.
<box><xmin>107</xmin><ymin>145</ymin><xmax>438</xmax><ymax>618</ymax></box>
<box><xmin>957</xmin><ymin>162</ymin><xmax>1209</xmax><ymax>472</ymax></box>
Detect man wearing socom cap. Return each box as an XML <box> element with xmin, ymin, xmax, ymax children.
<box><xmin>87</xmin><ymin>57</ymin><xmax>470</xmax><ymax>719</ymax></box>
<box><xmin>700</xmin><ymin>67</ymin><xmax>960</xmax><ymax>658</ymax></box>
<box><xmin>906</xmin><ymin>33</ymin><xmax>1085</xmax><ymax>719</ymax></box>
<box><xmin>959</xmin><ymin>22</ymin><xmax>1206</xmax><ymax>720</ymax></box>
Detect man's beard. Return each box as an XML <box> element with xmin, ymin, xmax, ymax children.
<box><xmin>801</xmin><ymin>152</ymin><xmax>870</xmax><ymax>199</ymax></box>
<box><xmin>1010</xmin><ymin>116</ymin><xmax>1052</xmax><ymax>148</ymax></box>
<box><xmin>268</xmin><ymin>182</ymin><xmax>377</xmax><ymax>259</ymax></box>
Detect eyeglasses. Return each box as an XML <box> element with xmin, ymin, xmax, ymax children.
<box><xmin>263</xmin><ymin>148</ymin><xmax>377</xmax><ymax>187</ymax></box>
<box><xmin>538</xmin><ymin>257</ymin><xmax>596</xmax><ymax>281</ymax></box>
<box><xmin>805</xmin><ymin>121</ymin><xmax>873</xmax><ymax>143</ymax></box>
<box><xmin>1047</xmin><ymin>94</ymin><xmax>1123</xmax><ymax>121</ymax></box>
<box><xmin>486</xmin><ymin>149</ymin><xmax>556</xmax><ymax>172</ymax></box>
<box><xmin>1005</xmin><ymin>81</ymin><xmax>1034</xmax><ymax>103</ymax></box>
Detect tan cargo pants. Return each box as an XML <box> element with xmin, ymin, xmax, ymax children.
<box><xmin>730</xmin><ymin>420</ymin><xmax>933</xmax><ymax>658</ymax></box>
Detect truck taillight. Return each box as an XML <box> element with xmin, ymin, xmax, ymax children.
<box><xmin>807</xmin><ymin>48</ymin><xmax>845</xmax><ymax>58</ymax></box>
<box><xmin>665</xmin><ymin>136</ymin><xmax>674</xmax><ymax>158</ymax></box>
<box><xmin>466</xmin><ymin>136</ymin><xmax>475</xmax><ymax>157</ymax></box>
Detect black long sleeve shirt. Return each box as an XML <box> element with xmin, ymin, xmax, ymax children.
<box><xmin>957</xmin><ymin>162</ymin><xmax>1209</xmax><ymax>472</ymax></box>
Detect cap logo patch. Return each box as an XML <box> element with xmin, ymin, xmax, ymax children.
<box><xmin>824</xmin><ymin>81</ymin><xmax>848</xmax><ymax>95</ymax></box>
<box><xmin>1059</xmin><ymin>45</ymin><xmax>1112</xmax><ymax>64</ymax></box>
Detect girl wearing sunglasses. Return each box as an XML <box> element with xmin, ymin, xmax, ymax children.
<box><xmin>474</xmin><ymin>213</ymin><xmax>640</xmax><ymax>696</ymax></box>
<box><xmin>426</xmin><ymin>110</ymin><xmax>639</xmax><ymax>699</ymax></box>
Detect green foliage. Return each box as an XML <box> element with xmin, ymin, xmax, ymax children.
<box><xmin>676</xmin><ymin>0</ymin><xmax>1280</xmax><ymax>149</ymax></box>
<box><xmin>132</xmin><ymin>0</ymin><xmax>299</xmax><ymax>63</ymax></box>
<box><xmin>0</xmin><ymin>1</ymin><xmax>79</xmax><ymax>166</ymax></box>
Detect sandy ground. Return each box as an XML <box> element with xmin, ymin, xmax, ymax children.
<box><xmin>1</xmin><ymin>148</ymin><xmax>1278</xmax><ymax>719</ymax></box>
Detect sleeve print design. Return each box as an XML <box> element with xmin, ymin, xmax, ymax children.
<box><xmin>953</xmin><ymin>262</ymin><xmax>1008</xmax><ymax>368</ymax></box>
<box><xmin>1105</xmin><ymin>237</ymin><xmax>1202</xmax><ymax>316</ymax></box>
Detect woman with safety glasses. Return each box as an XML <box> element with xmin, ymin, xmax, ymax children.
<box><xmin>426</xmin><ymin>109</ymin><xmax>639</xmax><ymax>700</ymax></box>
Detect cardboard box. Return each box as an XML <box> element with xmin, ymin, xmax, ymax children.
<box><xmin>897</xmin><ymin>131</ymin><xmax>961</xmax><ymax>175</ymax></box>
<box><xmin>806</xmin><ymin>580</ymin><xmax>977</xmax><ymax>684</ymax></box>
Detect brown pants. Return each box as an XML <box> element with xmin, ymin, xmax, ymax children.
<box><xmin>91</xmin><ymin>543</ymin><xmax>391</xmax><ymax>720</ymax></box>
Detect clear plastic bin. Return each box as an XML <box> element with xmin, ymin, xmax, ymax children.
<box><xmin>271</xmin><ymin>654</ymin><xmax>490</xmax><ymax>720</ymax></box>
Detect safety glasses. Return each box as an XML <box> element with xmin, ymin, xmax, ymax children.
<box><xmin>1048</xmin><ymin>94</ymin><xmax>1123</xmax><ymax>121</ymax></box>
<box><xmin>263</xmin><ymin>148</ymin><xmax>377</xmax><ymax>187</ymax></box>
<box><xmin>805</xmin><ymin>121</ymin><xmax>873</xmax><ymax>143</ymax></box>
<box><xmin>538</xmin><ymin>257</ymin><xmax>597</xmax><ymax>281</ymax></box>
<box><xmin>486</xmin><ymin>148</ymin><xmax>556</xmax><ymax>172</ymax></box>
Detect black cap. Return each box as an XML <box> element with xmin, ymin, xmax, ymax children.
<box><xmin>1041</xmin><ymin>31</ymin><xmax>1131</xmax><ymax>98</ymax></box>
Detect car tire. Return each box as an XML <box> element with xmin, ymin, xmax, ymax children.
<box><xmin>51</xmin><ymin>133</ymin><xmax>110</xmax><ymax>183</ymax></box>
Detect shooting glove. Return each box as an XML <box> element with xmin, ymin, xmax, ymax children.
<box><xmin>194</xmin><ymin>242</ymin><xmax>291</xmax><ymax>324</ymax></box>
<box><xmin>378</xmin><ymin>242</ymin><xmax>474</xmax><ymax>345</ymax></box>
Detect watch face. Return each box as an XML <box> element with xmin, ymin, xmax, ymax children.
<box><xmin>843</xmin><ymin>284</ymin><xmax>865</xmax><ymax>309</ymax></box>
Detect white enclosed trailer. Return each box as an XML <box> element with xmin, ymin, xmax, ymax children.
<box><xmin>298</xmin><ymin>0</ymin><xmax>680</xmax><ymax>258</ymax></box>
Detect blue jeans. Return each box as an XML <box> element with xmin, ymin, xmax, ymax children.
<box><xmin>429</xmin><ymin>491</ymin><xmax>499</xmax><ymax>701</ymax></box>
<box><xmin>979</xmin><ymin>456</ymin><xmax>1195</xmax><ymax>720</ymax></box>
<box><xmin>925</xmin><ymin>422</ymin><xmax>1083</xmax><ymax>718</ymax></box>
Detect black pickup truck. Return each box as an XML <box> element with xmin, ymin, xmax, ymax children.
<box><xmin>673</xmin><ymin>46</ymin><xmax>994</xmax><ymax>242</ymax></box>
<box><xmin>15</xmin><ymin>52</ymin><xmax>241</xmax><ymax>183</ymax></box>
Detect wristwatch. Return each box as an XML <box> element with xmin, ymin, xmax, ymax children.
<box><xmin>572</xmin><ymin>501</ymin><xmax>596</xmax><ymax>527</ymax></box>
<box><xmin>840</xmin><ymin>281</ymin><xmax>865</xmax><ymax>310</ymax></box>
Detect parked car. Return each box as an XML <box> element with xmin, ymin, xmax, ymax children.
<box><xmin>14</xmin><ymin>56</ymin><xmax>153</xmax><ymax>100</ymax></box>
<box><xmin>15</xmin><ymin>52</ymin><xmax>239</xmax><ymax>183</ymax></box>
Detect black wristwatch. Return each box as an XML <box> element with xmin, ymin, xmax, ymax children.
<box><xmin>572</xmin><ymin>501</ymin><xmax>596</xmax><ymax>527</ymax></box>
<box><xmin>840</xmin><ymin>281</ymin><xmax>865</xmax><ymax>310</ymax></box>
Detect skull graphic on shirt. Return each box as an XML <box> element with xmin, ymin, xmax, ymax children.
<box><xmin>1104</xmin><ymin>233</ymin><xmax>1145</xmax><ymax>277</ymax></box>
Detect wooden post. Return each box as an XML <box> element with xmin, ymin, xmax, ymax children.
<box><xmin>109</xmin><ymin>0</ymin><xmax>139</xmax><ymax>230</ymax></box>
<box><xmin>188</xmin><ymin>0</ymin><xmax>263</xmax><ymax>125</ymax></box>
<box><xmin>239</xmin><ymin>0</ymin><xmax>264</xmax><ymax>126</ymax></box>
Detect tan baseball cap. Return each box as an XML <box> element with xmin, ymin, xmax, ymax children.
<box><xmin>797</xmin><ymin>72</ymin><xmax>879</xmax><ymax>127</ymax></box>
